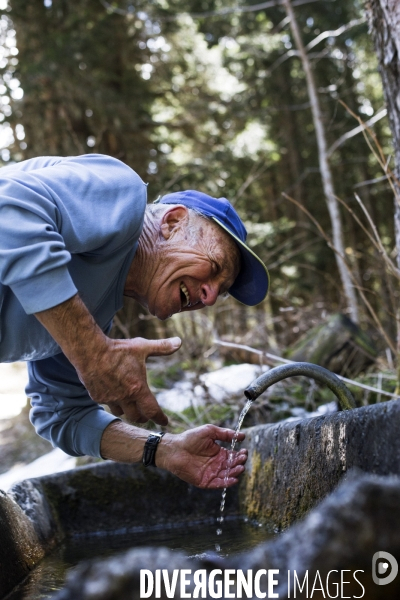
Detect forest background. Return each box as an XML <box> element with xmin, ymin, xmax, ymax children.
<box><xmin>0</xmin><ymin>0</ymin><xmax>399</xmax><ymax>434</ymax></box>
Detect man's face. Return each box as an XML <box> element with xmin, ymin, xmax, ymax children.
<box><xmin>147</xmin><ymin>206</ymin><xmax>241</xmax><ymax>320</ymax></box>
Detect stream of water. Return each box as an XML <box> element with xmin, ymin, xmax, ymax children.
<box><xmin>215</xmin><ymin>398</ymin><xmax>253</xmax><ymax>551</ymax></box>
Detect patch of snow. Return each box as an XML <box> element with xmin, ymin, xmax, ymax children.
<box><xmin>193</xmin><ymin>385</ymin><xmax>205</xmax><ymax>399</ymax></box>
<box><xmin>284</xmin><ymin>401</ymin><xmax>338</xmax><ymax>423</ymax></box>
<box><xmin>156</xmin><ymin>379</ymin><xmax>198</xmax><ymax>412</ymax></box>
<box><xmin>0</xmin><ymin>362</ymin><xmax>28</xmax><ymax>419</ymax></box>
<box><xmin>290</xmin><ymin>407</ymin><xmax>309</xmax><ymax>419</ymax></box>
<box><xmin>155</xmin><ymin>370</ymin><xmax>210</xmax><ymax>412</ymax></box>
<box><xmin>312</xmin><ymin>401</ymin><xmax>338</xmax><ymax>417</ymax></box>
<box><xmin>0</xmin><ymin>448</ymin><xmax>76</xmax><ymax>492</ymax></box>
<box><xmin>200</xmin><ymin>363</ymin><xmax>268</xmax><ymax>402</ymax></box>
<box><xmin>156</xmin><ymin>364</ymin><xmax>268</xmax><ymax>411</ymax></box>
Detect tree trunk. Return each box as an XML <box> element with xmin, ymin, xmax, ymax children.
<box><xmin>367</xmin><ymin>0</ymin><xmax>400</xmax><ymax>385</ymax></box>
<box><xmin>283</xmin><ymin>0</ymin><xmax>359</xmax><ymax>323</ymax></box>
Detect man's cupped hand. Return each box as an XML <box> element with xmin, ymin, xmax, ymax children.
<box><xmin>157</xmin><ymin>425</ymin><xmax>248</xmax><ymax>489</ymax></box>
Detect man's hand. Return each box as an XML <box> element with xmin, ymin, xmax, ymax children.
<box><xmin>157</xmin><ymin>425</ymin><xmax>248</xmax><ymax>489</ymax></box>
<box><xmin>34</xmin><ymin>294</ymin><xmax>181</xmax><ymax>425</ymax></box>
<box><xmin>78</xmin><ymin>336</ymin><xmax>181</xmax><ymax>425</ymax></box>
<box><xmin>100</xmin><ymin>422</ymin><xmax>248</xmax><ymax>489</ymax></box>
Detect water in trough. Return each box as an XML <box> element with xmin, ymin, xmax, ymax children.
<box><xmin>6</xmin><ymin>518</ymin><xmax>272</xmax><ymax>600</ymax></box>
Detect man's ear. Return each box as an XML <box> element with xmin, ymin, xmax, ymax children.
<box><xmin>160</xmin><ymin>205</ymin><xmax>189</xmax><ymax>240</ymax></box>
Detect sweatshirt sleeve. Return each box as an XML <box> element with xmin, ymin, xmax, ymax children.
<box><xmin>27</xmin><ymin>352</ymin><xmax>119</xmax><ymax>458</ymax></box>
<box><xmin>0</xmin><ymin>154</ymin><xmax>146</xmax><ymax>314</ymax></box>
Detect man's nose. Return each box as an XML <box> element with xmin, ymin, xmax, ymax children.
<box><xmin>200</xmin><ymin>282</ymin><xmax>219</xmax><ymax>306</ymax></box>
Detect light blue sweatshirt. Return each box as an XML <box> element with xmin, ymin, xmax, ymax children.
<box><xmin>0</xmin><ymin>154</ymin><xmax>147</xmax><ymax>456</ymax></box>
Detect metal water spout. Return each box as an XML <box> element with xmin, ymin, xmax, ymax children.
<box><xmin>244</xmin><ymin>362</ymin><xmax>356</xmax><ymax>411</ymax></box>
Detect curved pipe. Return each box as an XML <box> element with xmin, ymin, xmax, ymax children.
<box><xmin>244</xmin><ymin>362</ymin><xmax>356</xmax><ymax>411</ymax></box>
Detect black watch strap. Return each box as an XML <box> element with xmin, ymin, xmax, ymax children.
<box><xmin>142</xmin><ymin>432</ymin><xmax>165</xmax><ymax>467</ymax></box>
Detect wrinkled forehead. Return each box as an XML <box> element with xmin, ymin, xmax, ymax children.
<box><xmin>199</xmin><ymin>215</ymin><xmax>242</xmax><ymax>276</ymax></box>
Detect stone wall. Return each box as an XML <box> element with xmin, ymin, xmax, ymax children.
<box><xmin>2</xmin><ymin>400</ymin><xmax>400</xmax><ymax>598</ymax></box>
<box><xmin>239</xmin><ymin>399</ymin><xmax>400</xmax><ymax>529</ymax></box>
<box><xmin>0</xmin><ymin>462</ymin><xmax>238</xmax><ymax>598</ymax></box>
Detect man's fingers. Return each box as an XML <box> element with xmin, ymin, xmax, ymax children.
<box><xmin>225</xmin><ymin>450</ymin><xmax>248</xmax><ymax>467</ymax></box>
<box><xmin>210</xmin><ymin>426</ymin><xmax>246</xmax><ymax>444</ymax></box>
<box><xmin>143</xmin><ymin>402</ymin><xmax>168</xmax><ymax>426</ymax></box>
<box><xmin>222</xmin><ymin>464</ymin><xmax>245</xmax><ymax>478</ymax></box>
<box><xmin>142</xmin><ymin>337</ymin><xmax>182</xmax><ymax>358</ymax></box>
<box><xmin>107</xmin><ymin>401</ymin><xmax>124</xmax><ymax>417</ymax></box>
<box><xmin>222</xmin><ymin>476</ymin><xmax>241</xmax><ymax>488</ymax></box>
<box><xmin>122</xmin><ymin>403</ymin><xmax>146</xmax><ymax>423</ymax></box>
<box><xmin>207</xmin><ymin>475</ymin><xmax>241</xmax><ymax>489</ymax></box>
<box><xmin>133</xmin><ymin>387</ymin><xmax>169</xmax><ymax>426</ymax></box>
<box><xmin>117</xmin><ymin>392</ymin><xmax>168</xmax><ymax>426</ymax></box>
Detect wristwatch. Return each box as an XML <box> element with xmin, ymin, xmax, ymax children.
<box><xmin>142</xmin><ymin>432</ymin><xmax>165</xmax><ymax>467</ymax></box>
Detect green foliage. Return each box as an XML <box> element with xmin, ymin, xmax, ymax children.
<box><xmin>162</xmin><ymin>402</ymin><xmax>235</xmax><ymax>433</ymax></box>
<box><xmin>0</xmin><ymin>0</ymin><xmax>396</xmax><ymax>358</ymax></box>
<box><xmin>344</xmin><ymin>371</ymin><xmax>397</xmax><ymax>406</ymax></box>
<box><xmin>148</xmin><ymin>362</ymin><xmax>184</xmax><ymax>389</ymax></box>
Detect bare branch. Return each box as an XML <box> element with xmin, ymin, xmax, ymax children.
<box><xmin>339</xmin><ymin>100</ymin><xmax>400</xmax><ymax>204</ymax></box>
<box><xmin>112</xmin><ymin>314</ymin><xmax>131</xmax><ymax>339</ymax></box>
<box><xmin>283</xmin><ymin>192</ymin><xmax>397</xmax><ymax>353</ymax></box>
<box><xmin>327</xmin><ymin>108</ymin><xmax>387</xmax><ymax>158</ymax></box>
<box><xmin>335</xmin><ymin>195</ymin><xmax>384</xmax><ymax>254</ymax></box>
<box><xmin>283</xmin><ymin>0</ymin><xmax>359</xmax><ymax>322</ymax></box>
<box><xmin>353</xmin><ymin>175</ymin><xmax>389</xmax><ymax>189</ymax></box>
<box><xmin>264</xmin><ymin>231</ymin><xmax>307</xmax><ymax>262</ymax></box>
<box><xmin>267</xmin><ymin>49</ymin><xmax>299</xmax><ymax>73</ymax></box>
<box><xmin>305</xmin><ymin>18</ymin><xmax>366</xmax><ymax>52</ymax></box>
<box><xmin>268</xmin><ymin>238</ymin><xmax>322</xmax><ymax>269</ymax></box>
<box><xmin>354</xmin><ymin>192</ymin><xmax>400</xmax><ymax>280</ymax></box>
<box><xmin>99</xmin><ymin>0</ymin><xmax>321</xmax><ymax>21</ymax></box>
<box><xmin>212</xmin><ymin>339</ymin><xmax>399</xmax><ymax>399</ymax></box>
<box><xmin>282</xmin><ymin>192</ymin><xmax>333</xmax><ymax>246</ymax></box>
<box><xmin>233</xmin><ymin>160</ymin><xmax>270</xmax><ymax>202</ymax></box>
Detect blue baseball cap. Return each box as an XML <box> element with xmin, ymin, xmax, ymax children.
<box><xmin>154</xmin><ymin>190</ymin><xmax>269</xmax><ymax>306</ymax></box>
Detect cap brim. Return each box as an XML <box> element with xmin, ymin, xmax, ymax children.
<box><xmin>212</xmin><ymin>217</ymin><xmax>270</xmax><ymax>306</ymax></box>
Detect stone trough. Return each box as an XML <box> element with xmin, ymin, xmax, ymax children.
<box><xmin>1</xmin><ymin>365</ymin><xmax>400</xmax><ymax>599</ymax></box>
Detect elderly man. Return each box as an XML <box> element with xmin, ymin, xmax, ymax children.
<box><xmin>0</xmin><ymin>154</ymin><xmax>269</xmax><ymax>489</ymax></box>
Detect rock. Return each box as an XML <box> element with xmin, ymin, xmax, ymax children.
<box><xmin>9</xmin><ymin>479</ymin><xmax>61</xmax><ymax>547</ymax></box>
<box><xmin>4</xmin><ymin>400</ymin><xmax>400</xmax><ymax>598</ymax></box>
<box><xmin>234</xmin><ymin>473</ymin><xmax>400</xmax><ymax>599</ymax></box>
<box><xmin>0</xmin><ymin>488</ymin><xmax>48</xmax><ymax>598</ymax></box>
<box><xmin>0</xmin><ymin>448</ymin><xmax>76</xmax><ymax>492</ymax></box>
<box><xmin>240</xmin><ymin>398</ymin><xmax>400</xmax><ymax>530</ymax></box>
<box><xmin>24</xmin><ymin>462</ymin><xmax>239</xmax><ymax>539</ymax></box>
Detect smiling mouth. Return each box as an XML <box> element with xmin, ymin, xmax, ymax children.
<box><xmin>180</xmin><ymin>282</ymin><xmax>190</xmax><ymax>308</ymax></box>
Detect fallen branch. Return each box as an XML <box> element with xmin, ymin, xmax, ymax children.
<box><xmin>212</xmin><ymin>339</ymin><xmax>400</xmax><ymax>400</ymax></box>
